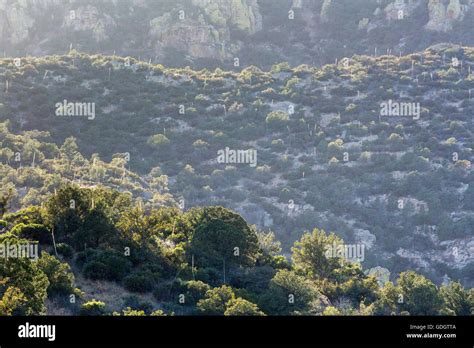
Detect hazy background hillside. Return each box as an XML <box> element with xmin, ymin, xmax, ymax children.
<box><xmin>1</xmin><ymin>0</ymin><xmax>474</xmax><ymax>69</ymax></box>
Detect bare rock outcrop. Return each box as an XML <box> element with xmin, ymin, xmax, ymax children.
<box><xmin>149</xmin><ymin>0</ymin><xmax>262</xmax><ymax>60</ymax></box>
<box><xmin>63</xmin><ymin>5</ymin><xmax>116</xmax><ymax>42</ymax></box>
<box><xmin>426</xmin><ymin>0</ymin><xmax>472</xmax><ymax>32</ymax></box>
<box><xmin>384</xmin><ymin>0</ymin><xmax>422</xmax><ymax>20</ymax></box>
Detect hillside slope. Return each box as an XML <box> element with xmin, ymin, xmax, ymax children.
<box><xmin>1</xmin><ymin>44</ymin><xmax>474</xmax><ymax>285</ymax></box>
<box><xmin>1</xmin><ymin>0</ymin><xmax>474</xmax><ymax>68</ymax></box>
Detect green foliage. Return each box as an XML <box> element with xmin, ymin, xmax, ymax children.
<box><xmin>123</xmin><ymin>271</ymin><xmax>156</xmax><ymax>293</ymax></box>
<box><xmin>81</xmin><ymin>249</ymin><xmax>132</xmax><ymax>281</ymax></box>
<box><xmin>266</xmin><ymin>111</ymin><xmax>290</xmax><ymax>128</ymax></box>
<box><xmin>80</xmin><ymin>299</ymin><xmax>107</xmax><ymax>316</ymax></box>
<box><xmin>189</xmin><ymin>207</ymin><xmax>260</xmax><ymax>270</ymax></box>
<box><xmin>0</xmin><ymin>236</ymin><xmax>49</xmax><ymax>315</ymax></box>
<box><xmin>196</xmin><ymin>284</ymin><xmax>264</xmax><ymax>316</ymax></box>
<box><xmin>184</xmin><ymin>280</ymin><xmax>211</xmax><ymax>305</ymax></box>
<box><xmin>336</xmin><ymin>272</ymin><xmax>380</xmax><ymax>306</ymax></box>
<box><xmin>397</xmin><ymin>271</ymin><xmax>443</xmax><ymax>315</ymax></box>
<box><xmin>119</xmin><ymin>307</ymin><xmax>146</xmax><ymax>316</ymax></box>
<box><xmin>197</xmin><ymin>285</ymin><xmax>235</xmax><ymax>315</ymax></box>
<box><xmin>0</xmin><ymin>182</ymin><xmax>472</xmax><ymax>316</ymax></box>
<box><xmin>0</xmin><ymin>189</ymin><xmax>13</xmax><ymax>217</ymax></box>
<box><xmin>36</xmin><ymin>252</ymin><xmax>76</xmax><ymax>296</ymax></box>
<box><xmin>1</xmin><ymin>42</ymin><xmax>474</xmax><ymax>317</ymax></box>
<box><xmin>3</xmin><ymin>206</ymin><xmax>45</xmax><ymax>227</ymax></box>
<box><xmin>116</xmin><ymin>205</ymin><xmax>182</xmax><ymax>266</ymax></box>
<box><xmin>322</xmin><ymin>306</ymin><xmax>341</xmax><ymax>316</ymax></box>
<box><xmin>147</xmin><ymin>134</ymin><xmax>170</xmax><ymax>149</ymax></box>
<box><xmin>45</xmin><ymin>185</ymin><xmax>128</xmax><ymax>249</ymax></box>
<box><xmin>1</xmin><ymin>45</ymin><xmax>473</xmax><ymax>312</ymax></box>
<box><xmin>292</xmin><ymin>229</ymin><xmax>344</xmax><ymax>280</ymax></box>
<box><xmin>56</xmin><ymin>243</ymin><xmax>74</xmax><ymax>258</ymax></box>
<box><xmin>224</xmin><ymin>297</ymin><xmax>265</xmax><ymax>316</ymax></box>
<box><xmin>122</xmin><ymin>295</ymin><xmax>154</xmax><ymax>313</ymax></box>
<box><xmin>439</xmin><ymin>282</ymin><xmax>474</xmax><ymax>316</ymax></box>
<box><xmin>374</xmin><ymin>281</ymin><xmax>402</xmax><ymax>315</ymax></box>
<box><xmin>11</xmin><ymin>223</ymin><xmax>51</xmax><ymax>244</ymax></box>
<box><xmin>0</xmin><ymin>285</ymin><xmax>27</xmax><ymax>316</ymax></box>
<box><xmin>151</xmin><ymin>309</ymin><xmax>170</xmax><ymax>316</ymax></box>
<box><xmin>259</xmin><ymin>269</ymin><xmax>323</xmax><ymax>315</ymax></box>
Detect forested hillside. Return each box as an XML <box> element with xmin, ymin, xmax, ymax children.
<box><xmin>1</xmin><ymin>184</ymin><xmax>473</xmax><ymax>316</ymax></box>
<box><xmin>0</xmin><ymin>121</ymin><xmax>175</xmax><ymax>209</ymax></box>
<box><xmin>1</xmin><ymin>44</ymin><xmax>473</xmax><ymax>288</ymax></box>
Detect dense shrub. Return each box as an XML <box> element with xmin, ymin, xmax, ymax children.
<box><xmin>81</xmin><ymin>250</ymin><xmax>132</xmax><ymax>281</ymax></box>
<box><xmin>123</xmin><ymin>272</ymin><xmax>155</xmax><ymax>293</ymax></box>
<box><xmin>37</xmin><ymin>252</ymin><xmax>76</xmax><ymax>296</ymax></box>
<box><xmin>122</xmin><ymin>295</ymin><xmax>154</xmax><ymax>313</ymax></box>
<box><xmin>56</xmin><ymin>243</ymin><xmax>74</xmax><ymax>258</ymax></box>
<box><xmin>11</xmin><ymin>223</ymin><xmax>51</xmax><ymax>244</ymax></box>
<box><xmin>185</xmin><ymin>280</ymin><xmax>211</xmax><ymax>305</ymax></box>
<box><xmin>79</xmin><ymin>299</ymin><xmax>106</xmax><ymax>316</ymax></box>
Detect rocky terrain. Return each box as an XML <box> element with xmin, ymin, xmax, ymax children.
<box><xmin>1</xmin><ymin>0</ymin><xmax>474</xmax><ymax>68</ymax></box>
<box><xmin>1</xmin><ymin>43</ymin><xmax>473</xmax><ymax>286</ymax></box>
<box><xmin>1</xmin><ymin>1</ymin><xmax>473</xmax><ymax>320</ymax></box>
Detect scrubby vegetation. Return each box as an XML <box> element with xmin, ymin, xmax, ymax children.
<box><xmin>1</xmin><ymin>45</ymin><xmax>473</xmax><ymax>288</ymax></box>
<box><xmin>1</xmin><ymin>43</ymin><xmax>474</xmax><ymax>315</ymax></box>
<box><xmin>0</xmin><ymin>184</ymin><xmax>473</xmax><ymax>316</ymax></box>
